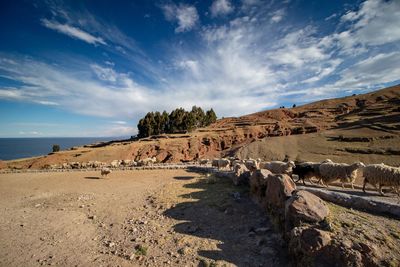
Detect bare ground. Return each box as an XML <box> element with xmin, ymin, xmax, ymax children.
<box><xmin>0</xmin><ymin>169</ymin><xmax>288</xmax><ymax>267</ymax></box>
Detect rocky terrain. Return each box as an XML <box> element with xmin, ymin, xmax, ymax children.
<box><xmin>2</xmin><ymin>84</ymin><xmax>400</xmax><ymax>170</ymax></box>
<box><xmin>1</xmin><ymin>168</ymin><xmax>399</xmax><ymax>267</ymax></box>
<box><xmin>0</xmin><ymin>169</ymin><xmax>289</xmax><ymax>267</ymax></box>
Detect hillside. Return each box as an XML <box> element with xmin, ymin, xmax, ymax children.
<box><xmin>2</xmin><ymin>84</ymin><xmax>400</xmax><ymax>170</ymax></box>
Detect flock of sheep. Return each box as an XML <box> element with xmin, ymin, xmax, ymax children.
<box><xmin>50</xmin><ymin>157</ymin><xmax>158</xmax><ymax>170</ymax></box>
<box><xmin>204</xmin><ymin>158</ymin><xmax>400</xmax><ymax>196</ymax></box>
<box><xmin>49</xmin><ymin>156</ymin><xmax>399</xmax><ymax>196</ymax></box>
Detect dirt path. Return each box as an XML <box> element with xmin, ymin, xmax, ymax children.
<box><xmin>0</xmin><ymin>170</ymin><xmax>287</xmax><ymax>267</ymax></box>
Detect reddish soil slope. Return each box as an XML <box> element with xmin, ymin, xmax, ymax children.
<box><xmin>3</xmin><ymin>85</ymin><xmax>400</xmax><ymax>169</ymax></box>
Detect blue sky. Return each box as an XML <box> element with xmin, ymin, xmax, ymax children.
<box><xmin>0</xmin><ymin>0</ymin><xmax>399</xmax><ymax>137</ymax></box>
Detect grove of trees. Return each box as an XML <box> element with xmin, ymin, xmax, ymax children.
<box><xmin>137</xmin><ymin>106</ymin><xmax>217</xmax><ymax>138</ymax></box>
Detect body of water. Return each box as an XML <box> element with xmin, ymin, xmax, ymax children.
<box><xmin>0</xmin><ymin>137</ymin><xmax>112</xmax><ymax>160</ymax></box>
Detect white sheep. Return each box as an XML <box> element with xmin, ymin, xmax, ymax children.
<box><xmin>232</xmin><ymin>163</ymin><xmax>250</xmax><ymax>185</ymax></box>
<box><xmin>362</xmin><ymin>163</ymin><xmax>400</xmax><ymax>196</ymax></box>
<box><xmin>218</xmin><ymin>158</ymin><xmax>230</xmax><ymax>169</ymax></box>
<box><xmin>211</xmin><ymin>158</ymin><xmax>230</xmax><ymax>170</ymax></box>
<box><xmin>318</xmin><ymin>161</ymin><xmax>365</xmax><ymax>189</ymax></box>
<box><xmin>244</xmin><ymin>158</ymin><xmax>261</xmax><ymax>172</ymax></box>
<box><xmin>198</xmin><ymin>159</ymin><xmax>209</xmax><ymax>166</ymax></box>
<box><xmin>101</xmin><ymin>167</ymin><xmax>111</xmax><ymax>177</ymax></box>
<box><xmin>110</xmin><ymin>160</ymin><xmax>120</xmax><ymax>168</ymax></box>
<box><xmin>259</xmin><ymin>160</ymin><xmax>295</xmax><ymax>175</ymax></box>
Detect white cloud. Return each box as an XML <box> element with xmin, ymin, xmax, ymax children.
<box><xmin>210</xmin><ymin>0</ymin><xmax>234</xmax><ymax>17</ymax></box>
<box><xmin>41</xmin><ymin>19</ymin><xmax>106</xmax><ymax>45</ymax></box>
<box><xmin>112</xmin><ymin>121</ymin><xmax>127</xmax><ymax>125</ymax></box>
<box><xmin>91</xmin><ymin>64</ymin><xmax>118</xmax><ymax>82</ymax></box>
<box><xmin>335</xmin><ymin>0</ymin><xmax>400</xmax><ymax>53</ymax></box>
<box><xmin>270</xmin><ymin>8</ymin><xmax>286</xmax><ymax>23</ymax></box>
<box><xmin>335</xmin><ymin>52</ymin><xmax>400</xmax><ymax>89</ymax></box>
<box><xmin>102</xmin><ymin>125</ymin><xmax>137</xmax><ymax>136</ymax></box>
<box><xmin>19</xmin><ymin>131</ymin><xmax>42</xmax><ymax>136</ymax></box>
<box><xmin>267</xmin><ymin>27</ymin><xmax>330</xmax><ymax>68</ymax></box>
<box><xmin>161</xmin><ymin>3</ymin><xmax>199</xmax><ymax>33</ymax></box>
<box><xmin>2</xmin><ymin>0</ymin><xmax>400</xmax><ymax>137</ymax></box>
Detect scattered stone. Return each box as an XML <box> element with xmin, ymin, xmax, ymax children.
<box><xmin>255</xmin><ymin>227</ymin><xmax>270</xmax><ymax>235</ymax></box>
<box><xmin>231</xmin><ymin>192</ymin><xmax>241</xmax><ymax>200</ymax></box>
<box><xmin>79</xmin><ymin>205</ymin><xmax>85</xmax><ymax>208</ymax></box>
<box><xmin>260</xmin><ymin>247</ymin><xmax>276</xmax><ymax>257</ymax></box>
<box><xmin>108</xmin><ymin>242</ymin><xmax>115</xmax><ymax>248</ymax></box>
<box><xmin>88</xmin><ymin>215</ymin><xmax>97</xmax><ymax>220</ymax></box>
<box><xmin>178</xmin><ymin>247</ymin><xmax>190</xmax><ymax>255</ymax></box>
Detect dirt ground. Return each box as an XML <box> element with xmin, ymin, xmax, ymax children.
<box><xmin>0</xmin><ymin>169</ymin><xmax>288</xmax><ymax>267</ymax></box>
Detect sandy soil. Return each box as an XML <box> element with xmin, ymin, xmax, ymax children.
<box><xmin>0</xmin><ymin>169</ymin><xmax>288</xmax><ymax>267</ymax></box>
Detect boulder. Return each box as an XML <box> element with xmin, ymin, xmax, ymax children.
<box><xmin>285</xmin><ymin>190</ymin><xmax>329</xmax><ymax>229</ymax></box>
<box><xmin>249</xmin><ymin>169</ymin><xmax>272</xmax><ymax>202</ymax></box>
<box><xmin>232</xmin><ymin>170</ymin><xmax>251</xmax><ymax>186</ymax></box>
<box><xmin>264</xmin><ymin>174</ymin><xmax>296</xmax><ymax>211</ymax></box>
<box><xmin>299</xmin><ymin>228</ymin><xmax>331</xmax><ymax>254</ymax></box>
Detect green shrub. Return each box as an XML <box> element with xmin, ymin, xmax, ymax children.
<box><xmin>52</xmin><ymin>144</ymin><xmax>60</xmax><ymax>152</ymax></box>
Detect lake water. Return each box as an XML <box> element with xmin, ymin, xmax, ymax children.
<box><xmin>0</xmin><ymin>137</ymin><xmax>112</xmax><ymax>160</ymax></box>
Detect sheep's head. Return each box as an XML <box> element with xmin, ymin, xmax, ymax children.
<box><xmin>351</xmin><ymin>162</ymin><xmax>365</xmax><ymax>169</ymax></box>
<box><xmin>287</xmin><ymin>161</ymin><xmax>296</xmax><ymax>168</ymax></box>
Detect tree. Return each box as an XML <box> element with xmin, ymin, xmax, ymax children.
<box><xmin>161</xmin><ymin>110</ymin><xmax>169</xmax><ymax>134</ymax></box>
<box><xmin>153</xmin><ymin>111</ymin><xmax>162</xmax><ymax>135</ymax></box>
<box><xmin>168</xmin><ymin>108</ymin><xmax>186</xmax><ymax>133</ymax></box>
<box><xmin>52</xmin><ymin>144</ymin><xmax>60</xmax><ymax>152</ymax></box>
<box><xmin>137</xmin><ymin>106</ymin><xmax>217</xmax><ymax>138</ymax></box>
<box><xmin>190</xmin><ymin>106</ymin><xmax>206</xmax><ymax>127</ymax></box>
<box><xmin>204</xmin><ymin>108</ymin><xmax>217</xmax><ymax>126</ymax></box>
<box><xmin>183</xmin><ymin>110</ymin><xmax>196</xmax><ymax>132</ymax></box>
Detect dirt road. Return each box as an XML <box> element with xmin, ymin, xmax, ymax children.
<box><xmin>0</xmin><ymin>170</ymin><xmax>287</xmax><ymax>267</ymax></box>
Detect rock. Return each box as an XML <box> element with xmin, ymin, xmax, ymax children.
<box><xmin>178</xmin><ymin>247</ymin><xmax>190</xmax><ymax>255</ymax></box>
<box><xmin>249</xmin><ymin>169</ymin><xmax>272</xmax><ymax>202</ymax></box>
<box><xmin>285</xmin><ymin>190</ymin><xmax>329</xmax><ymax>229</ymax></box>
<box><xmin>260</xmin><ymin>247</ymin><xmax>276</xmax><ymax>257</ymax></box>
<box><xmin>108</xmin><ymin>242</ymin><xmax>115</xmax><ymax>248</ymax></box>
<box><xmin>88</xmin><ymin>215</ymin><xmax>97</xmax><ymax>220</ymax></box>
<box><xmin>264</xmin><ymin>174</ymin><xmax>296</xmax><ymax>211</ymax></box>
<box><xmin>299</xmin><ymin>228</ymin><xmax>331</xmax><ymax>254</ymax></box>
<box><xmin>255</xmin><ymin>227</ymin><xmax>270</xmax><ymax>235</ymax></box>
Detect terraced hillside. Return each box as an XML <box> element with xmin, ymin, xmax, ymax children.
<box><xmin>2</xmin><ymin>85</ymin><xmax>400</xmax><ymax>170</ymax></box>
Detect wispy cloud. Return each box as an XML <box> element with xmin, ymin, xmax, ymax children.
<box><xmin>41</xmin><ymin>19</ymin><xmax>106</xmax><ymax>45</ymax></box>
<box><xmin>112</xmin><ymin>120</ymin><xmax>127</xmax><ymax>125</ymax></box>
<box><xmin>210</xmin><ymin>0</ymin><xmax>234</xmax><ymax>17</ymax></box>
<box><xmin>270</xmin><ymin>8</ymin><xmax>286</xmax><ymax>23</ymax></box>
<box><xmin>161</xmin><ymin>3</ymin><xmax>199</xmax><ymax>33</ymax></box>
<box><xmin>1</xmin><ymin>0</ymin><xmax>400</xmax><ymax>137</ymax></box>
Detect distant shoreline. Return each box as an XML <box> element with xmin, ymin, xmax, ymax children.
<box><xmin>0</xmin><ymin>137</ymin><xmax>127</xmax><ymax>161</ymax></box>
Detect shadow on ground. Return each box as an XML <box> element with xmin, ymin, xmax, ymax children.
<box><xmin>84</xmin><ymin>176</ymin><xmax>101</xmax><ymax>179</ymax></box>
<box><xmin>173</xmin><ymin>176</ymin><xmax>195</xmax><ymax>180</ymax></box>
<box><xmin>164</xmin><ymin>174</ymin><xmax>289</xmax><ymax>266</ymax></box>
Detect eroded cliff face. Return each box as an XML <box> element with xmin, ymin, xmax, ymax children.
<box><xmin>128</xmin><ymin>120</ymin><xmax>325</xmax><ymax>163</ymax></box>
